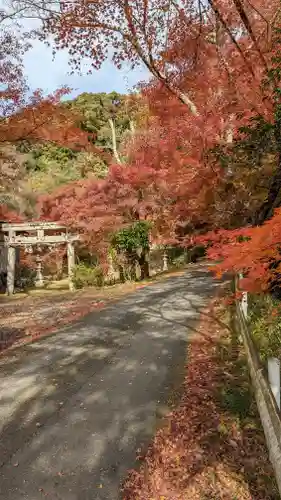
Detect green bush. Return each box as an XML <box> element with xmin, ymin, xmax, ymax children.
<box><xmin>170</xmin><ymin>245</ymin><xmax>206</xmax><ymax>267</ymax></box>
<box><xmin>15</xmin><ymin>265</ymin><xmax>37</xmax><ymax>290</ymax></box>
<box><xmin>171</xmin><ymin>253</ymin><xmax>186</xmax><ymax>268</ymax></box>
<box><xmin>73</xmin><ymin>263</ymin><xmax>104</xmax><ymax>289</ymax></box>
<box><xmin>249</xmin><ymin>294</ymin><xmax>281</xmax><ymax>362</ymax></box>
<box><xmin>111</xmin><ymin>221</ymin><xmax>151</xmax><ymax>253</ymax></box>
<box><xmin>188</xmin><ymin>245</ymin><xmax>206</xmax><ymax>262</ymax></box>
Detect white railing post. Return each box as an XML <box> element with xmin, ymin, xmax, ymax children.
<box><xmin>163</xmin><ymin>251</ymin><xmax>168</xmax><ymax>271</ymax></box>
<box><xmin>241</xmin><ymin>291</ymin><xmax>248</xmax><ymax>319</ymax></box>
<box><xmin>239</xmin><ymin>273</ymin><xmax>248</xmax><ymax>319</ymax></box>
<box><xmin>268</xmin><ymin>358</ymin><xmax>281</xmax><ymax>410</ymax></box>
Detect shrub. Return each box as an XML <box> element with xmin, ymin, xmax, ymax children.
<box><xmin>73</xmin><ymin>263</ymin><xmax>104</xmax><ymax>289</ymax></box>
<box><xmin>171</xmin><ymin>253</ymin><xmax>186</xmax><ymax>268</ymax></box>
<box><xmin>188</xmin><ymin>245</ymin><xmax>206</xmax><ymax>262</ymax></box>
<box><xmin>16</xmin><ymin>265</ymin><xmax>37</xmax><ymax>291</ymax></box>
<box><xmin>249</xmin><ymin>294</ymin><xmax>281</xmax><ymax>362</ymax></box>
<box><xmin>171</xmin><ymin>245</ymin><xmax>206</xmax><ymax>267</ymax></box>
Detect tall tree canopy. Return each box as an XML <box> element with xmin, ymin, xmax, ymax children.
<box><xmin>10</xmin><ymin>0</ymin><xmax>281</xmax><ymax>113</ymax></box>
<box><xmin>4</xmin><ymin>0</ymin><xmax>281</xmax><ymax>292</ymax></box>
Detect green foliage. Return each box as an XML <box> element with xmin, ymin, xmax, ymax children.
<box><xmin>208</xmin><ymin>112</ymin><xmax>277</xmax><ymax>229</ymax></box>
<box><xmin>171</xmin><ymin>252</ymin><xmax>186</xmax><ymax>268</ymax></box>
<box><xmin>20</xmin><ymin>145</ymin><xmax>108</xmax><ymax>205</ymax></box>
<box><xmin>249</xmin><ymin>295</ymin><xmax>281</xmax><ymax>362</ymax></box>
<box><xmin>8</xmin><ymin>91</ymin><xmax>141</xmax><ymax>217</ymax></box>
<box><xmin>24</xmin><ymin>143</ymin><xmax>75</xmax><ymax>173</ymax></box>
<box><xmin>111</xmin><ymin>221</ymin><xmax>151</xmax><ymax>253</ymax></box>
<box><xmin>73</xmin><ymin>263</ymin><xmax>104</xmax><ymax>289</ymax></box>
<box><xmin>184</xmin><ymin>245</ymin><xmax>206</xmax><ymax>263</ymax></box>
<box><xmin>76</xmin><ymin>247</ymin><xmax>98</xmax><ymax>267</ymax></box>
<box><xmin>212</xmin><ymin>116</ymin><xmax>275</xmax><ymax>176</ymax></box>
<box><xmin>75</xmin><ymin>152</ymin><xmax>108</xmax><ymax>179</ymax></box>
<box><xmin>216</xmin><ymin>337</ymin><xmax>255</xmax><ymax>421</ymax></box>
<box><xmin>169</xmin><ymin>245</ymin><xmax>205</xmax><ymax>267</ymax></box>
<box><xmin>16</xmin><ymin>265</ymin><xmax>37</xmax><ymax>291</ymax></box>
<box><xmin>67</xmin><ymin>91</ymin><xmax>134</xmax><ymax>156</ymax></box>
<box><xmin>23</xmin><ymin>160</ymin><xmax>81</xmax><ymax>194</ymax></box>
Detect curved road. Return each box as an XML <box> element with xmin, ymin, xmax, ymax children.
<box><xmin>0</xmin><ymin>267</ymin><xmax>216</xmax><ymax>499</ymax></box>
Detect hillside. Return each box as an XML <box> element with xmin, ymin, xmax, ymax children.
<box><xmin>2</xmin><ymin>91</ymin><xmax>141</xmax><ymax>217</ymax></box>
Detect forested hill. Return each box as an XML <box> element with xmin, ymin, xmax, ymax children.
<box><xmin>3</xmin><ymin>91</ymin><xmax>141</xmax><ymax>217</ymax></box>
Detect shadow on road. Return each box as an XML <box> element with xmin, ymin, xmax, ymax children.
<box><xmin>0</xmin><ymin>327</ymin><xmax>25</xmax><ymax>352</ymax></box>
<box><xmin>0</xmin><ymin>267</ymin><xmax>225</xmax><ymax>500</ymax></box>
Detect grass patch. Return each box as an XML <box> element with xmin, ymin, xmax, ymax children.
<box><xmin>216</xmin><ymin>341</ymin><xmax>254</xmax><ymax>421</ymax></box>
<box><xmin>248</xmin><ymin>293</ymin><xmax>281</xmax><ymax>362</ymax></box>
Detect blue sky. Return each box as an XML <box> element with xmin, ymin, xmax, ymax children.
<box><xmin>23</xmin><ymin>39</ymin><xmax>150</xmax><ymax>98</ymax></box>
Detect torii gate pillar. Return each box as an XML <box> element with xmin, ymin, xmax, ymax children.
<box><xmin>67</xmin><ymin>240</ymin><xmax>75</xmax><ymax>291</ymax></box>
<box><xmin>7</xmin><ymin>245</ymin><xmax>16</xmax><ymax>296</ymax></box>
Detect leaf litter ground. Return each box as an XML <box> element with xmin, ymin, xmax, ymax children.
<box><xmin>122</xmin><ymin>301</ymin><xmax>279</xmax><ymax>500</ymax></box>
<box><xmin>0</xmin><ymin>269</ymin><xmax>185</xmax><ymax>354</ymax></box>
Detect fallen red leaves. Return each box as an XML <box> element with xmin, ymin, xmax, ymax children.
<box><xmin>0</xmin><ymin>294</ymin><xmax>106</xmax><ymax>353</ymax></box>
<box><xmin>122</xmin><ymin>303</ymin><xmax>278</xmax><ymax>500</ymax></box>
<box><xmin>0</xmin><ymin>271</ymin><xmax>184</xmax><ymax>354</ymax></box>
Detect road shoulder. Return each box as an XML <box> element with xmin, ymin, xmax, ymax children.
<box><xmin>123</xmin><ymin>300</ymin><xmax>279</xmax><ymax>500</ymax></box>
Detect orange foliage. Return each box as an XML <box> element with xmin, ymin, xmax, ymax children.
<box><xmin>0</xmin><ymin>87</ymin><xmax>98</xmax><ymax>152</ymax></box>
<box><xmin>25</xmin><ymin>0</ymin><xmax>281</xmax><ymax>292</ymax></box>
<box><xmin>196</xmin><ymin>208</ymin><xmax>281</xmax><ymax>292</ymax></box>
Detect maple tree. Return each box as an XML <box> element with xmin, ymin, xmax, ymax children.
<box><xmin>0</xmin><ymin>17</ymin><xmax>119</xmax><ymax>236</ymax></box>
<box><xmin>11</xmin><ymin>0</ymin><xmax>281</xmax><ymax>292</ymax></box>
<box><xmin>15</xmin><ymin>0</ymin><xmax>278</xmax><ymax>115</ymax></box>
<box><xmin>194</xmin><ymin>208</ymin><xmax>281</xmax><ymax>295</ymax></box>
<box><xmin>33</xmin><ymin>6</ymin><xmax>264</xmax><ymax>232</ymax></box>
<box><xmin>0</xmin><ymin>16</ymin><xmax>88</xmax><ymax>148</ymax></box>
<box><xmin>0</xmin><ymin>86</ymin><xmax>102</xmax><ymax>217</ymax></box>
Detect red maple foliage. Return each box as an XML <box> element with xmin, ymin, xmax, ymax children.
<box><xmin>0</xmin><ymin>26</ymin><xmax>98</xmax><ymax>155</ymax></box>
<box><xmin>0</xmin><ymin>26</ymin><xmax>103</xmax><ymax>221</ymax></box>
<box><xmin>34</xmin><ymin>0</ymin><xmax>281</xmax><ymax>292</ymax></box>
<box><xmin>0</xmin><ymin>203</ymin><xmax>23</xmax><ymax>223</ymax></box>
<box><xmin>196</xmin><ymin>208</ymin><xmax>281</xmax><ymax>293</ymax></box>
<box><xmin>34</xmin><ymin>0</ymin><xmax>279</xmax><ymax>115</ymax></box>
<box><xmin>0</xmin><ymin>87</ymin><xmax>99</xmax><ymax>152</ymax></box>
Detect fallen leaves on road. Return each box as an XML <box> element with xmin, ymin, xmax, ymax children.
<box><xmin>122</xmin><ymin>303</ymin><xmax>279</xmax><ymax>500</ymax></box>
<box><xmin>0</xmin><ymin>282</ymin><xmax>142</xmax><ymax>353</ymax></box>
<box><xmin>0</xmin><ymin>269</ymin><xmax>185</xmax><ymax>353</ymax></box>
<box><xmin>0</xmin><ymin>292</ymin><xmax>105</xmax><ymax>352</ymax></box>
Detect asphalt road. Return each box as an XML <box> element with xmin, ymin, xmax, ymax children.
<box><xmin>0</xmin><ymin>267</ymin><xmax>217</xmax><ymax>500</ymax></box>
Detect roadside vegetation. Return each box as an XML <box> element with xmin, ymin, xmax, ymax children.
<box><xmin>123</xmin><ymin>302</ymin><xmax>279</xmax><ymax>499</ymax></box>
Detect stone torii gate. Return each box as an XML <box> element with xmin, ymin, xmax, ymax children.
<box><xmin>0</xmin><ymin>221</ymin><xmax>79</xmax><ymax>295</ymax></box>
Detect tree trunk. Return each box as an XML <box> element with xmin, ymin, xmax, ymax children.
<box><xmin>108</xmin><ymin>118</ymin><xmax>122</xmax><ymax>164</ymax></box>
<box><xmin>158</xmin><ymin>75</ymin><xmax>199</xmax><ymax>115</ymax></box>
<box><xmin>145</xmin><ymin>61</ymin><xmax>199</xmax><ymax>115</ymax></box>
<box><xmin>129</xmin><ymin>120</ymin><xmax>135</xmax><ymax>134</ymax></box>
<box><xmin>118</xmin><ymin>264</ymin><xmax>125</xmax><ymax>283</ymax></box>
<box><xmin>254</xmin><ymin>161</ymin><xmax>281</xmax><ymax>224</ymax></box>
<box><xmin>254</xmin><ymin>119</ymin><xmax>281</xmax><ymax>225</ymax></box>
<box><xmin>176</xmin><ymin>90</ymin><xmax>199</xmax><ymax>116</ymax></box>
<box><xmin>138</xmin><ymin>250</ymin><xmax>149</xmax><ymax>280</ymax></box>
<box><xmin>131</xmin><ymin>40</ymin><xmax>200</xmax><ymax>116</ymax></box>
<box><xmin>128</xmin><ymin>254</ymin><xmax>136</xmax><ymax>281</ymax></box>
